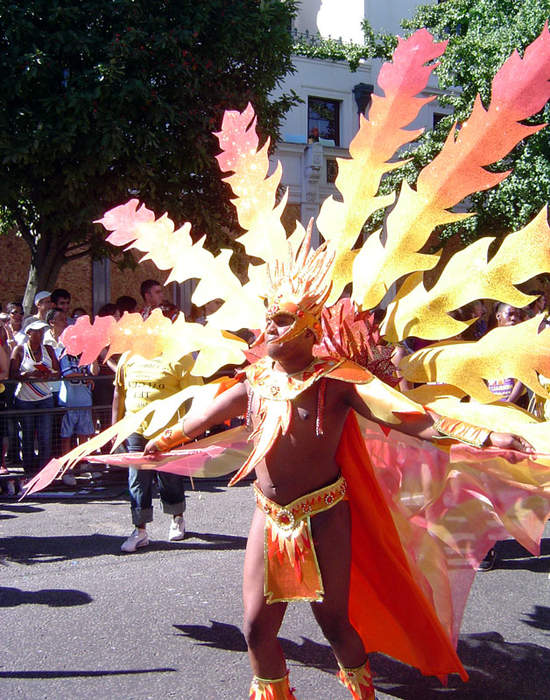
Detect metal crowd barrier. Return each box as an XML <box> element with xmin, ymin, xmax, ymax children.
<box><xmin>0</xmin><ymin>375</ymin><xmax>114</xmax><ymax>471</ymax></box>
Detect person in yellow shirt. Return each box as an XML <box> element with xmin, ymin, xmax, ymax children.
<box><xmin>112</xmin><ymin>351</ymin><xmax>201</xmax><ymax>552</ymax></box>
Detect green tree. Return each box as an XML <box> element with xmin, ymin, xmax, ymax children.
<box><xmin>373</xmin><ymin>0</ymin><xmax>550</xmax><ymax>244</ymax></box>
<box><xmin>292</xmin><ymin>23</ymin><xmax>394</xmax><ymax>70</ymax></box>
<box><xmin>0</xmin><ymin>0</ymin><xmax>298</xmax><ymax>309</ymax></box>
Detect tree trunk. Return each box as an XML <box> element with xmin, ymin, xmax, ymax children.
<box><xmin>22</xmin><ymin>234</ymin><xmax>67</xmax><ymax>313</ymax></box>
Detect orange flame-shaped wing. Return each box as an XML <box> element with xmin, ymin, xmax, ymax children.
<box><xmin>354</xmin><ymin>24</ymin><xmax>550</xmax><ymax>311</ymax></box>
<box><xmin>318</xmin><ymin>30</ymin><xmax>448</xmax><ymax>304</ymax></box>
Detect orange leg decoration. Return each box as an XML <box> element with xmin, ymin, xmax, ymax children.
<box><xmin>337</xmin><ymin>659</ymin><xmax>376</xmax><ymax>700</ymax></box>
<box><xmin>249</xmin><ymin>671</ymin><xmax>297</xmax><ymax>699</ymax></box>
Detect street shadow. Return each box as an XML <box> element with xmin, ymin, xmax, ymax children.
<box><xmin>370</xmin><ymin>631</ymin><xmax>550</xmax><ymax>699</ymax></box>
<box><xmin>521</xmin><ymin>605</ymin><xmax>550</xmax><ymax>634</ymax></box>
<box><xmin>493</xmin><ymin>538</ymin><xmax>550</xmax><ymax>573</ymax></box>
<box><xmin>1</xmin><ymin>530</ymin><xmax>247</xmax><ymax>565</ymax></box>
<box><xmin>0</xmin><ymin>503</ymin><xmax>44</xmax><ymax>520</ymax></box>
<box><xmin>0</xmin><ymin>586</ymin><xmax>92</xmax><ymax>607</ymax></box>
<box><xmin>0</xmin><ymin>667</ymin><xmax>176</xmax><ymax>680</ymax></box>
<box><xmin>173</xmin><ymin>619</ymin><xmax>337</xmax><ymax>671</ymax></box>
<box><xmin>140</xmin><ymin>531</ymin><xmax>247</xmax><ymax>553</ymax></box>
<box><xmin>1</xmin><ymin>534</ymin><xmax>128</xmax><ymax>564</ymax></box>
<box><xmin>174</xmin><ymin>620</ymin><xmax>247</xmax><ymax>652</ymax></box>
<box><xmin>174</xmin><ymin>623</ymin><xmax>550</xmax><ymax>699</ymax></box>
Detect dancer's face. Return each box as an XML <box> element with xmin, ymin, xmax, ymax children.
<box><xmin>265</xmin><ymin>312</ymin><xmax>314</xmax><ymax>363</ymax></box>
<box><xmin>265</xmin><ymin>312</ymin><xmax>295</xmax><ymax>345</ymax></box>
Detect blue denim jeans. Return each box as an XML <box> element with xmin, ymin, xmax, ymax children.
<box><xmin>15</xmin><ymin>395</ymin><xmax>54</xmax><ymax>477</ymax></box>
<box><xmin>126</xmin><ymin>433</ymin><xmax>186</xmax><ymax>526</ymax></box>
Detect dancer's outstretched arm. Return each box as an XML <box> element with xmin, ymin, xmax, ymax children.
<box><xmin>346</xmin><ymin>384</ymin><xmax>534</xmax><ymax>453</ymax></box>
<box><xmin>144</xmin><ymin>380</ymin><xmax>248</xmax><ymax>454</ymax></box>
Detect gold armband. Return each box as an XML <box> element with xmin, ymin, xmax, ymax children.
<box><xmin>155</xmin><ymin>424</ymin><xmax>191</xmax><ymax>451</ymax></box>
<box><xmin>433</xmin><ymin>416</ymin><xmax>491</xmax><ymax>448</ymax></box>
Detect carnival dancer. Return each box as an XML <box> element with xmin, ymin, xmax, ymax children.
<box><xmin>143</xmin><ymin>241</ymin><xmax>533</xmax><ymax>700</ymax></box>
<box><xmin>24</xmin><ymin>27</ymin><xmax>550</xmax><ymax>699</ymax></box>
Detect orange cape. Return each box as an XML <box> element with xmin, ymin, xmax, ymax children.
<box><xmin>338</xmin><ymin>411</ymin><xmax>467</xmax><ymax>681</ymax></box>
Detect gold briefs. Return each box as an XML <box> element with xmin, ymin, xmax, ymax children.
<box><xmin>253</xmin><ymin>475</ymin><xmax>347</xmax><ymax>604</ymax></box>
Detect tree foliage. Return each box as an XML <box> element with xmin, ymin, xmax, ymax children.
<box><xmin>374</xmin><ymin>0</ymin><xmax>550</xmax><ymax>244</ymax></box>
<box><xmin>292</xmin><ymin>22</ymin><xmax>395</xmax><ymax>71</ymax></box>
<box><xmin>0</xmin><ymin>0</ymin><xmax>298</xmax><ymax>307</ymax></box>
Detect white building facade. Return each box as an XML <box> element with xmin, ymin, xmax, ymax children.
<box><xmin>272</xmin><ymin>0</ymin><xmax>449</xmax><ymax>236</ymax></box>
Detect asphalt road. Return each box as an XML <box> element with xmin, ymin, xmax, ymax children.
<box><xmin>1</xmin><ymin>475</ymin><xmax>549</xmax><ymax>700</ymax></box>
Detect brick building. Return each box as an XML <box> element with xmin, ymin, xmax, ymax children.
<box><xmin>0</xmin><ymin>232</ymin><xmax>181</xmax><ymax>314</ymax></box>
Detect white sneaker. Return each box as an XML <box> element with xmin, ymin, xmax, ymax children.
<box><xmin>121</xmin><ymin>528</ymin><xmax>149</xmax><ymax>553</ymax></box>
<box><xmin>62</xmin><ymin>472</ymin><xmax>77</xmax><ymax>487</ymax></box>
<box><xmin>168</xmin><ymin>515</ymin><xmax>185</xmax><ymax>541</ymax></box>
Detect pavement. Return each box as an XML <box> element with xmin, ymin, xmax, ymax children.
<box><xmin>1</xmin><ymin>469</ymin><xmax>549</xmax><ymax>700</ymax></box>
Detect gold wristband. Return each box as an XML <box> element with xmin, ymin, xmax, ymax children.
<box><xmin>434</xmin><ymin>416</ymin><xmax>491</xmax><ymax>448</ymax></box>
<box><xmin>156</xmin><ymin>424</ymin><xmax>191</xmax><ymax>451</ymax></box>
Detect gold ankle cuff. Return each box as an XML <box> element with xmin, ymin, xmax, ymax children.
<box><xmin>337</xmin><ymin>659</ymin><xmax>375</xmax><ymax>700</ymax></box>
<box><xmin>249</xmin><ymin>670</ymin><xmax>297</xmax><ymax>699</ymax></box>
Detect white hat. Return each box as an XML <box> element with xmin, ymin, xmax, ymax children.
<box><xmin>25</xmin><ymin>320</ymin><xmax>49</xmax><ymax>333</ymax></box>
<box><xmin>34</xmin><ymin>291</ymin><xmax>51</xmax><ymax>305</ymax></box>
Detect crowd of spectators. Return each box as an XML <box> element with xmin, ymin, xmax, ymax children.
<box><xmin>0</xmin><ymin>282</ymin><xmax>181</xmax><ymax>494</ymax></box>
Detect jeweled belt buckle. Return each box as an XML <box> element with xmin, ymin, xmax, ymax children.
<box><xmin>275</xmin><ymin>508</ymin><xmax>295</xmax><ymax>532</ymax></box>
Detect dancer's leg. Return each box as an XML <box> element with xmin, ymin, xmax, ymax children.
<box><xmin>310</xmin><ymin>500</ymin><xmax>367</xmax><ymax>667</ymax></box>
<box><xmin>309</xmin><ymin>501</ymin><xmax>375</xmax><ymax>698</ymax></box>
<box><xmin>243</xmin><ymin>507</ymin><xmax>288</xmax><ymax>679</ymax></box>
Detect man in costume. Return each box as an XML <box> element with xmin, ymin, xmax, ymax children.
<box><xmin>24</xmin><ymin>27</ymin><xmax>550</xmax><ymax>699</ymax></box>
<box><xmin>143</xmin><ymin>241</ymin><xmax>533</xmax><ymax>700</ymax></box>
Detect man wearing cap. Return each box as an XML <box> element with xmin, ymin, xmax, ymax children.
<box><xmin>23</xmin><ymin>291</ymin><xmax>52</xmax><ymax>331</ymax></box>
<box><xmin>10</xmin><ymin>319</ymin><xmax>60</xmax><ymax>482</ymax></box>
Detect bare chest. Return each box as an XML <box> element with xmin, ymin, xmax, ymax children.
<box><xmin>249</xmin><ymin>380</ymin><xmax>349</xmax><ymax>445</ymax></box>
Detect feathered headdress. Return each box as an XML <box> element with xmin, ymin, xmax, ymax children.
<box><xmin>260</xmin><ymin>221</ymin><xmax>334</xmax><ymax>344</ymax></box>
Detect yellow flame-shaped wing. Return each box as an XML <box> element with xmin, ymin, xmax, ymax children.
<box><xmin>382</xmin><ymin>208</ymin><xmax>550</xmax><ymax>342</ymax></box>
<box><xmin>353</xmin><ymin>25</ymin><xmax>550</xmax><ymax>312</ymax></box>
<box><xmin>400</xmin><ymin>315</ymin><xmax>550</xmax><ymax>403</ymax></box>
<box><xmin>317</xmin><ymin>30</ymin><xmax>447</xmax><ymax>304</ymax></box>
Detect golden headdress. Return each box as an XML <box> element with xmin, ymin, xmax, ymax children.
<box><xmin>260</xmin><ymin>222</ymin><xmax>334</xmax><ymax>344</ymax></box>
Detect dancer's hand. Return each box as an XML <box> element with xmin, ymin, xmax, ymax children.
<box><xmin>488</xmin><ymin>432</ymin><xmax>535</xmax><ymax>453</ymax></box>
<box><xmin>143</xmin><ymin>439</ymin><xmax>161</xmax><ymax>455</ymax></box>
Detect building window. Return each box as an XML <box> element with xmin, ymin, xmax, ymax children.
<box><xmin>433</xmin><ymin>112</ymin><xmax>447</xmax><ymax>129</ymax></box>
<box><xmin>308</xmin><ymin>97</ymin><xmax>340</xmax><ymax>146</ymax></box>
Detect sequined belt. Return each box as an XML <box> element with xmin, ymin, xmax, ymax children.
<box><xmin>253</xmin><ymin>475</ymin><xmax>347</xmax><ymax>604</ymax></box>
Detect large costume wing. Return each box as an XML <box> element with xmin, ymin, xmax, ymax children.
<box><xmin>351</xmin><ymin>26</ymin><xmax>550</xmax><ymax>313</ymax></box>
<box><xmin>317</xmin><ymin>30</ymin><xmax>448</xmax><ymax>304</ymax></box>
<box><xmin>360</xmin><ymin>417</ymin><xmax>550</xmax><ymax>646</ymax></box>
<box><xmin>399</xmin><ymin>316</ymin><xmax>550</xmax><ymax>404</ymax></box>
<box><xmin>24</xmin><ymin>27</ymin><xmax>550</xmax><ymax>680</ymax></box>
<box><xmin>31</xmin><ymin>25</ymin><xmax>550</xmax><ymax>493</ymax></box>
